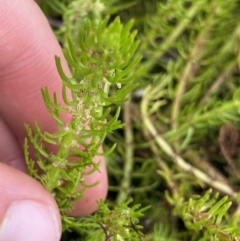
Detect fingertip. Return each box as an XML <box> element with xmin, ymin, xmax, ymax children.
<box><xmin>0</xmin><ymin>200</ymin><xmax>61</xmax><ymax>241</ymax></box>
<box><xmin>0</xmin><ymin>163</ymin><xmax>62</xmax><ymax>240</ymax></box>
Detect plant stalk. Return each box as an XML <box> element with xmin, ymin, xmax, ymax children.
<box><xmin>141</xmin><ymin>85</ymin><xmax>236</xmax><ymax>197</ymax></box>
<box><xmin>117</xmin><ymin>101</ymin><xmax>134</xmax><ymax>204</ymax></box>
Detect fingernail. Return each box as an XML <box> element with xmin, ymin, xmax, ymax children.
<box><xmin>0</xmin><ymin>200</ymin><xmax>61</xmax><ymax>241</ymax></box>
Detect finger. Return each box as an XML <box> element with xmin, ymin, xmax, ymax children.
<box><xmin>0</xmin><ymin>0</ymin><xmax>70</xmax><ymax>140</ymax></box>
<box><xmin>0</xmin><ymin>0</ymin><xmax>108</xmax><ymax>216</ymax></box>
<box><xmin>69</xmin><ymin>158</ymin><xmax>108</xmax><ymax>216</ymax></box>
<box><xmin>0</xmin><ymin>163</ymin><xmax>61</xmax><ymax>241</ymax></box>
<box><xmin>0</xmin><ymin>116</ymin><xmax>27</xmax><ymax>172</ymax></box>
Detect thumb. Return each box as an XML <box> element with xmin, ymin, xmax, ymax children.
<box><xmin>0</xmin><ymin>163</ymin><xmax>61</xmax><ymax>241</ymax></box>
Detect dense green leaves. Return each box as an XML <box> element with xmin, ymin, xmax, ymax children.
<box><xmin>175</xmin><ymin>190</ymin><xmax>240</xmax><ymax>240</ymax></box>
<box><xmin>24</xmin><ymin>14</ymin><xmax>141</xmax><ymax>227</ymax></box>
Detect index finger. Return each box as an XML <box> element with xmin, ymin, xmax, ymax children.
<box><xmin>0</xmin><ymin>0</ymin><xmax>70</xmax><ymax>138</ymax></box>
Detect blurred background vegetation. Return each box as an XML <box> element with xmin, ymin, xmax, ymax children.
<box><xmin>35</xmin><ymin>0</ymin><xmax>240</xmax><ymax>240</ymax></box>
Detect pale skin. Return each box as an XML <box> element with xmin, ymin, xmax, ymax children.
<box><xmin>0</xmin><ymin>1</ymin><xmax>108</xmax><ymax>240</ymax></box>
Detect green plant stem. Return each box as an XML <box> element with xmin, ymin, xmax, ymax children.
<box><xmin>171</xmin><ymin>29</ymin><xmax>207</xmax><ymax>130</ymax></box>
<box><xmin>199</xmin><ymin>63</ymin><xmax>234</xmax><ymax>106</ymax></box>
<box><xmin>141</xmin><ymin>85</ymin><xmax>236</xmax><ymax>197</ymax></box>
<box><xmin>117</xmin><ymin>101</ymin><xmax>134</xmax><ymax>204</ymax></box>
<box><xmin>198</xmin><ymin>22</ymin><xmax>240</xmax><ymax>106</ymax></box>
<box><xmin>143</xmin><ymin>1</ymin><xmax>202</xmax><ymax>73</ymax></box>
<box><xmin>184</xmin><ymin>150</ymin><xmax>229</xmax><ymax>185</ymax></box>
<box><xmin>163</xmin><ymin>100</ymin><xmax>240</xmax><ymax>141</ymax></box>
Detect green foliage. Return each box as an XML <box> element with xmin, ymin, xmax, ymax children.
<box><xmin>59</xmin><ymin>200</ymin><xmax>149</xmax><ymax>241</ymax></box>
<box><xmin>43</xmin><ymin>0</ymin><xmax>136</xmax><ymax>46</ymax></box>
<box><xmin>26</xmin><ymin>0</ymin><xmax>240</xmax><ymax>240</ymax></box>
<box><xmin>175</xmin><ymin>189</ymin><xmax>240</xmax><ymax>241</ymax></box>
<box><xmin>88</xmin><ymin>200</ymin><xmax>150</xmax><ymax>241</ymax></box>
<box><xmin>24</xmin><ymin>10</ymin><xmax>142</xmax><ymax>233</ymax></box>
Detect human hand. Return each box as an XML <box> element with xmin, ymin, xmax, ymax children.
<box><xmin>0</xmin><ymin>1</ymin><xmax>108</xmax><ymax>240</ymax></box>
